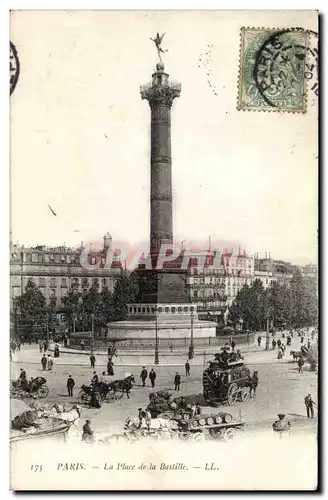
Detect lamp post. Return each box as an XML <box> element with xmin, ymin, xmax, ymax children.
<box><xmin>91</xmin><ymin>313</ymin><xmax>95</xmax><ymax>351</ymax></box>
<box><xmin>265</xmin><ymin>316</ymin><xmax>270</xmax><ymax>351</ymax></box>
<box><xmin>46</xmin><ymin>315</ymin><xmax>49</xmax><ymax>346</ymax></box>
<box><xmin>189</xmin><ymin>307</ymin><xmax>194</xmax><ymax>359</ymax></box>
<box><xmin>154</xmin><ymin>306</ymin><xmax>159</xmax><ymax>365</ymax></box>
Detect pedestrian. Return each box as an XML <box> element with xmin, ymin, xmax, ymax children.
<box><xmin>174</xmin><ymin>372</ymin><xmax>181</xmax><ymax>391</ymax></box>
<box><xmin>140</xmin><ymin>366</ymin><xmax>148</xmax><ymax>387</ymax></box>
<box><xmin>185</xmin><ymin>360</ymin><xmax>190</xmax><ymax>377</ymax></box>
<box><xmin>67</xmin><ymin>375</ymin><xmax>75</xmax><ymax>397</ymax></box>
<box><xmin>91</xmin><ymin>371</ymin><xmax>98</xmax><ymax>387</ymax></box>
<box><xmin>16</xmin><ymin>340</ymin><xmax>21</xmax><ymax>351</ymax></box>
<box><xmin>277</xmin><ymin>339</ymin><xmax>281</xmax><ymax>348</ymax></box>
<box><xmin>90</xmin><ymin>390</ymin><xmax>101</xmax><ymax>408</ymax></box>
<box><xmin>272</xmin><ymin>339</ymin><xmax>277</xmax><ymax>350</ymax></box>
<box><xmin>257</xmin><ymin>335</ymin><xmax>261</xmax><ymax>347</ymax></box>
<box><xmin>47</xmin><ymin>355</ymin><xmax>54</xmax><ymax>371</ymax></box>
<box><xmin>304</xmin><ymin>394</ymin><xmax>315</xmax><ymax>418</ymax></box>
<box><xmin>99</xmin><ymin>371</ymin><xmax>106</xmax><ymax>383</ymax></box>
<box><xmin>39</xmin><ymin>341</ymin><xmax>43</xmax><ymax>353</ymax></box>
<box><xmin>43</xmin><ymin>340</ymin><xmax>48</xmax><ymax>353</ymax></box>
<box><xmin>90</xmin><ymin>353</ymin><xmax>96</xmax><ymax>369</ymax></box>
<box><xmin>231</xmin><ymin>340</ymin><xmax>236</xmax><ymax>351</ymax></box>
<box><xmin>41</xmin><ymin>354</ymin><xmax>47</xmax><ymax>371</ymax></box>
<box><xmin>107</xmin><ymin>359</ymin><xmax>114</xmax><ymax>376</ymax></box>
<box><xmin>82</xmin><ymin>419</ymin><xmax>94</xmax><ymax>442</ymax></box>
<box><xmin>277</xmin><ymin>347</ymin><xmax>283</xmax><ymax>360</ymax></box>
<box><xmin>149</xmin><ymin>368</ymin><xmax>156</xmax><ymax>388</ymax></box>
<box><xmin>145</xmin><ymin>409</ymin><xmax>152</xmax><ymax>430</ymax></box>
<box><xmin>297</xmin><ymin>357</ymin><xmax>304</xmax><ymax>374</ymax></box>
<box><xmin>54</xmin><ymin>344</ymin><xmax>60</xmax><ymax>358</ymax></box>
<box><xmin>301</xmin><ymin>336</ymin><xmax>304</xmax><ymax>344</ymax></box>
<box><xmin>80</xmin><ymin>340</ymin><xmax>85</xmax><ymax>351</ymax></box>
<box><xmin>138</xmin><ymin>408</ymin><xmax>146</xmax><ymax>428</ymax></box>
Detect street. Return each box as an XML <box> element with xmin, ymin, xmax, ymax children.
<box><xmin>10</xmin><ymin>336</ymin><xmax>318</xmax><ymax>438</ymax></box>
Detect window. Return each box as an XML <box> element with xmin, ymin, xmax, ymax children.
<box><xmin>82</xmin><ymin>278</ymin><xmax>88</xmax><ymax>286</ymax></box>
<box><xmin>60</xmin><ymin>255</ymin><xmax>66</xmax><ymax>262</ymax></box>
<box><xmin>39</xmin><ymin>277</ymin><xmax>45</xmax><ymax>287</ymax></box>
<box><xmin>55</xmin><ymin>254</ymin><xmax>60</xmax><ymax>263</ymax></box>
<box><xmin>61</xmin><ymin>278</ymin><xmax>67</xmax><ymax>287</ymax></box>
<box><xmin>102</xmin><ymin>278</ymin><xmax>108</xmax><ymax>286</ymax></box>
<box><xmin>50</xmin><ymin>278</ymin><xmax>56</xmax><ymax>287</ymax></box>
<box><xmin>32</xmin><ymin>253</ymin><xmax>38</xmax><ymax>263</ymax></box>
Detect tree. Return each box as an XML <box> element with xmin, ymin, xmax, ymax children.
<box><xmin>61</xmin><ymin>290</ymin><xmax>81</xmax><ymax>330</ymax></box>
<box><xmin>111</xmin><ymin>272</ymin><xmax>137</xmax><ymax>321</ymax></box>
<box><xmin>98</xmin><ymin>287</ymin><xmax>114</xmax><ymax>325</ymax></box>
<box><xmin>229</xmin><ymin>280</ymin><xmax>266</xmax><ymax>331</ymax></box>
<box><xmin>15</xmin><ymin>280</ymin><xmax>46</xmax><ymax>329</ymax></box>
<box><xmin>80</xmin><ymin>284</ymin><xmax>102</xmax><ymax>330</ymax></box>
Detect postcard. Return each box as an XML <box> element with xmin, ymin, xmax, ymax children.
<box><xmin>10</xmin><ymin>10</ymin><xmax>318</xmax><ymax>491</ymax></box>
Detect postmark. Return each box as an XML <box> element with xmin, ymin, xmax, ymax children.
<box><xmin>10</xmin><ymin>42</ymin><xmax>20</xmax><ymax>96</ymax></box>
<box><xmin>237</xmin><ymin>27</ymin><xmax>316</xmax><ymax>112</ymax></box>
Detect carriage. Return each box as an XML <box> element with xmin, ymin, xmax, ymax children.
<box><xmin>79</xmin><ymin>375</ymin><xmax>135</xmax><ymax>404</ymax></box>
<box><xmin>203</xmin><ymin>357</ymin><xmax>252</xmax><ymax>407</ymax></box>
<box><xmin>11</xmin><ymin>377</ymin><xmax>49</xmax><ymax>400</ymax></box>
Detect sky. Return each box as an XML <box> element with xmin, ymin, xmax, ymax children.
<box><xmin>10</xmin><ymin>10</ymin><xmax>318</xmax><ymax>265</ymax></box>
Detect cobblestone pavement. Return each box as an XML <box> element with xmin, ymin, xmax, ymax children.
<box><xmin>10</xmin><ymin>335</ymin><xmax>318</xmax><ymax>439</ymax></box>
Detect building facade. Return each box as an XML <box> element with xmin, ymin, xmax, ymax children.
<box><xmin>10</xmin><ymin>234</ymin><xmax>122</xmax><ymax>308</ymax></box>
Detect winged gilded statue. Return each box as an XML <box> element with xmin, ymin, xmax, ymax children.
<box><xmin>150</xmin><ymin>32</ymin><xmax>168</xmax><ymax>62</ymax></box>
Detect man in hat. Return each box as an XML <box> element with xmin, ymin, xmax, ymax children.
<box><xmin>41</xmin><ymin>354</ymin><xmax>47</xmax><ymax>371</ymax></box>
<box><xmin>67</xmin><ymin>375</ymin><xmax>75</xmax><ymax>397</ymax></box>
<box><xmin>304</xmin><ymin>394</ymin><xmax>315</xmax><ymax>418</ymax></box>
<box><xmin>91</xmin><ymin>371</ymin><xmax>98</xmax><ymax>387</ymax></box>
<box><xmin>185</xmin><ymin>360</ymin><xmax>190</xmax><ymax>377</ymax></box>
<box><xmin>140</xmin><ymin>367</ymin><xmax>148</xmax><ymax>387</ymax></box>
<box><xmin>297</xmin><ymin>356</ymin><xmax>305</xmax><ymax>374</ymax></box>
<box><xmin>82</xmin><ymin>419</ymin><xmax>94</xmax><ymax>442</ymax></box>
<box><xmin>149</xmin><ymin>369</ymin><xmax>156</xmax><ymax>388</ymax></box>
<box><xmin>272</xmin><ymin>414</ymin><xmax>291</xmax><ymax>432</ymax></box>
<box><xmin>174</xmin><ymin>372</ymin><xmax>181</xmax><ymax>391</ymax></box>
<box><xmin>90</xmin><ymin>352</ymin><xmax>96</xmax><ymax>369</ymax></box>
<box><xmin>47</xmin><ymin>355</ymin><xmax>54</xmax><ymax>371</ymax></box>
<box><xmin>107</xmin><ymin>359</ymin><xmax>114</xmax><ymax>376</ymax></box>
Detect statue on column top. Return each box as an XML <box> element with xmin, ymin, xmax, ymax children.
<box><xmin>150</xmin><ymin>33</ymin><xmax>168</xmax><ymax>63</ymax></box>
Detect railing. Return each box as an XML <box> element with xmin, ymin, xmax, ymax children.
<box><xmin>69</xmin><ymin>332</ymin><xmax>255</xmax><ymax>351</ymax></box>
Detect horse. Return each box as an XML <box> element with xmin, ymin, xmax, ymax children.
<box><xmin>248</xmin><ymin>370</ymin><xmax>259</xmax><ymax>397</ymax></box>
<box><xmin>109</xmin><ymin>375</ymin><xmax>135</xmax><ymax>399</ymax></box>
<box><xmin>290</xmin><ymin>350</ymin><xmax>305</xmax><ymax>362</ymax></box>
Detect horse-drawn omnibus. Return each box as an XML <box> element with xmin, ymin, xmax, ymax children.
<box><xmin>203</xmin><ymin>353</ymin><xmax>257</xmax><ymax>407</ymax></box>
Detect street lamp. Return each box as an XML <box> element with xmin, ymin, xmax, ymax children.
<box><xmin>72</xmin><ymin>313</ymin><xmax>77</xmax><ymax>335</ymax></box>
<box><xmin>154</xmin><ymin>306</ymin><xmax>159</xmax><ymax>365</ymax></box>
<box><xmin>91</xmin><ymin>313</ymin><xmax>95</xmax><ymax>351</ymax></box>
<box><xmin>265</xmin><ymin>316</ymin><xmax>270</xmax><ymax>351</ymax></box>
<box><xmin>189</xmin><ymin>307</ymin><xmax>194</xmax><ymax>359</ymax></box>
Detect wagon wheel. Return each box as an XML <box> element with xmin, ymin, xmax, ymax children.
<box><xmin>79</xmin><ymin>390</ymin><xmax>89</xmax><ymax>404</ymax></box>
<box><xmin>37</xmin><ymin>385</ymin><xmax>49</xmax><ymax>399</ymax></box>
<box><xmin>240</xmin><ymin>386</ymin><xmax>251</xmax><ymax>403</ymax></box>
<box><xmin>227</xmin><ymin>383</ymin><xmax>239</xmax><ymax>405</ymax></box>
<box><xmin>222</xmin><ymin>427</ymin><xmax>237</xmax><ymax>442</ymax></box>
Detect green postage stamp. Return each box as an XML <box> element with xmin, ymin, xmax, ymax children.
<box><xmin>237</xmin><ymin>27</ymin><xmax>311</xmax><ymax>112</ymax></box>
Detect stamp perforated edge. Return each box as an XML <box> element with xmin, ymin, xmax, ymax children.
<box><xmin>236</xmin><ymin>26</ymin><xmax>313</xmax><ymax>114</ymax></box>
